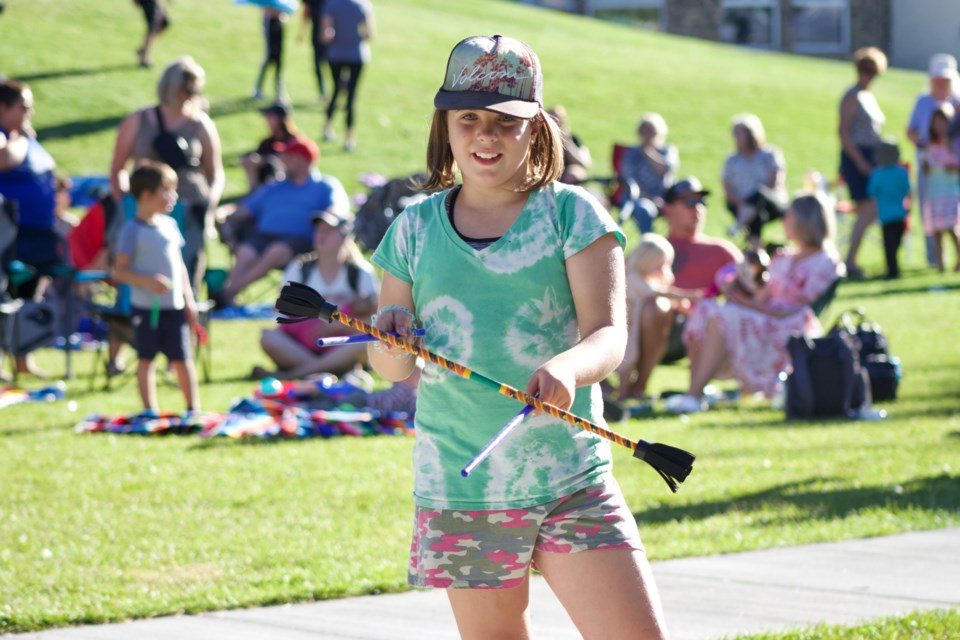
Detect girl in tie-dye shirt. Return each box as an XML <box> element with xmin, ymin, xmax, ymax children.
<box><xmin>367</xmin><ymin>34</ymin><xmax>668</xmax><ymax>640</ymax></box>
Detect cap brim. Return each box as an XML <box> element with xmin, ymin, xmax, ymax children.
<box><xmin>666</xmin><ymin>189</ymin><xmax>711</xmax><ymax>203</ymax></box>
<box><xmin>312</xmin><ymin>211</ymin><xmax>354</xmax><ymax>231</ymax></box>
<box><xmin>434</xmin><ymin>89</ymin><xmax>540</xmax><ymax>118</ymax></box>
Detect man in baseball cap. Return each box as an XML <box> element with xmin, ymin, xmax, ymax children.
<box><xmin>213</xmin><ymin>134</ymin><xmax>349</xmax><ymax>307</ymax></box>
<box><xmin>615</xmin><ymin>175</ymin><xmax>741</xmax><ymax>406</ymax></box>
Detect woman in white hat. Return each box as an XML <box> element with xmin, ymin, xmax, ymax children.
<box><xmin>907</xmin><ymin>53</ymin><xmax>960</xmax><ymax>267</ymax></box>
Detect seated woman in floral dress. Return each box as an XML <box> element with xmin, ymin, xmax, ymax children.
<box><xmin>664</xmin><ymin>192</ymin><xmax>845</xmax><ymax>414</ymax></box>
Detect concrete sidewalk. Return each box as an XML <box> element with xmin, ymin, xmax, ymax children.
<box><xmin>16</xmin><ymin>528</ymin><xmax>960</xmax><ymax>639</ymax></box>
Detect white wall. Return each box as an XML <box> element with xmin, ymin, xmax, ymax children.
<box><xmin>891</xmin><ymin>0</ymin><xmax>960</xmax><ymax>70</ymax></box>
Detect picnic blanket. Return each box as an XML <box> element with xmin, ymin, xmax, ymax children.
<box><xmin>0</xmin><ymin>383</ymin><xmax>67</xmax><ymax>410</ymax></box>
<box><xmin>74</xmin><ymin>380</ymin><xmax>414</xmax><ymax>439</ymax></box>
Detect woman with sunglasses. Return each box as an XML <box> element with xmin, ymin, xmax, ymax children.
<box><xmin>109</xmin><ymin>56</ymin><xmax>225</xmax><ymax>293</ymax></box>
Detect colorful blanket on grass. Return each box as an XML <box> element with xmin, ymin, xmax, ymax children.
<box><xmin>0</xmin><ymin>383</ymin><xmax>66</xmax><ymax>410</ymax></box>
<box><xmin>74</xmin><ymin>387</ymin><xmax>414</xmax><ymax>439</ymax></box>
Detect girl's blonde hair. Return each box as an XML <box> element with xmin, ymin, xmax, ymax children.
<box><xmin>157</xmin><ymin>56</ymin><xmax>206</xmax><ymax>109</ymax></box>
<box><xmin>626</xmin><ymin>233</ymin><xmax>674</xmax><ymax>277</ymax></box>
<box><xmin>789</xmin><ymin>192</ymin><xmax>836</xmax><ymax>251</ymax></box>
<box><xmin>732</xmin><ymin>113</ymin><xmax>766</xmax><ymax>151</ymax></box>
<box><xmin>420</xmin><ymin>109</ymin><xmax>565</xmax><ymax>191</ymax></box>
<box><xmin>853</xmin><ymin>46</ymin><xmax>888</xmax><ymax>75</ymax></box>
<box><xmin>638</xmin><ymin>112</ymin><xmax>668</xmax><ymax>147</ymax></box>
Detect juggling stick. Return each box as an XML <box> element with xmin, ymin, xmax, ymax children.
<box><xmin>461</xmin><ymin>405</ymin><xmax>534</xmax><ymax>477</ymax></box>
<box><xmin>276</xmin><ymin>281</ymin><xmax>695</xmax><ymax>492</ymax></box>
<box><xmin>317</xmin><ymin>328</ymin><xmax>426</xmax><ymax>347</ymax></box>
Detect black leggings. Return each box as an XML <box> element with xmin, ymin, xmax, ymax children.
<box><xmin>881</xmin><ymin>220</ymin><xmax>906</xmax><ymax>278</ymax></box>
<box><xmin>255</xmin><ymin>14</ymin><xmax>284</xmax><ymax>96</ymax></box>
<box><xmin>326</xmin><ymin>61</ymin><xmax>363</xmax><ymax>128</ymax></box>
<box><xmin>309</xmin><ymin>7</ymin><xmax>327</xmax><ymax>96</ymax></box>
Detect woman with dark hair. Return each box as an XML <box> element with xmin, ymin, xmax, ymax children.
<box><xmin>321</xmin><ymin>0</ymin><xmax>375</xmax><ymax>152</ymax></box>
<box><xmin>133</xmin><ymin>0</ymin><xmax>170</xmax><ymax>68</ymax></box>
<box><xmin>0</xmin><ymin>79</ymin><xmax>62</xmax><ymax>377</ymax></box>
<box><xmin>839</xmin><ymin>46</ymin><xmax>888</xmax><ymax>278</ymax></box>
<box><xmin>240</xmin><ymin>102</ymin><xmax>299</xmax><ymax>191</ymax></box>
<box><xmin>109</xmin><ymin>56</ymin><xmax>225</xmax><ymax>292</ymax></box>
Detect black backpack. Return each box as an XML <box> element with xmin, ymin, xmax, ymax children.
<box><xmin>353</xmin><ymin>173</ymin><xmax>434</xmax><ymax>252</ymax></box>
<box><xmin>839</xmin><ymin>309</ymin><xmax>900</xmax><ymax>402</ymax></box>
<box><xmin>785</xmin><ymin>326</ymin><xmax>870</xmax><ymax>419</ymax></box>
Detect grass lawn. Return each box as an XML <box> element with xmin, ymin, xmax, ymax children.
<box><xmin>2</xmin><ymin>0</ymin><xmax>959</xmax><ymax>635</ymax></box>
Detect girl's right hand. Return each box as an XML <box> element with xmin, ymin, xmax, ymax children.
<box><xmin>373</xmin><ymin>306</ymin><xmax>418</xmax><ymax>357</ymax></box>
<box><xmin>149</xmin><ymin>275</ymin><xmax>172</xmax><ymax>294</ymax></box>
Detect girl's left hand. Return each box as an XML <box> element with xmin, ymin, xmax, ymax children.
<box><xmin>525</xmin><ymin>362</ymin><xmax>576</xmax><ymax>412</ymax></box>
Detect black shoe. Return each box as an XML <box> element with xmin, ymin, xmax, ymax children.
<box><xmin>603</xmin><ymin>396</ymin><xmax>626</xmax><ymax>422</ymax></box>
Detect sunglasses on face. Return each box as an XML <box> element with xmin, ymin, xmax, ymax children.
<box><xmin>683</xmin><ymin>196</ymin><xmax>707</xmax><ymax>207</ymax></box>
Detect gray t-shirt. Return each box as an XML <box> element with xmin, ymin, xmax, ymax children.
<box><xmin>323</xmin><ymin>0</ymin><xmax>373</xmax><ymax>63</ymax></box>
<box><xmin>115</xmin><ymin>215</ymin><xmax>185</xmax><ymax>310</ymax></box>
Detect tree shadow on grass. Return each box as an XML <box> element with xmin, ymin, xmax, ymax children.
<box><xmin>634</xmin><ymin>473</ymin><xmax>960</xmax><ymax>526</ymax></box>
<box><xmin>35</xmin><ymin>114</ymin><xmax>127</xmax><ymax>142</ymax></box>
<box><xmin>14</xmin><ymin>64</ymin><xmax>137</xmax><ymax>83</ymax></box>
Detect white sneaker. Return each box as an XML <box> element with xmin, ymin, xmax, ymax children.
<box><xmin>664</xmin><ymin>394</ymin><xmax>707</xmax><ymax>414</ymax></box>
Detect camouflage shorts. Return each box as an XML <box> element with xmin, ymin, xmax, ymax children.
<box><xmin>408</xmin><ymin>475</ymin><xmax>644</xmax><ymax>589</ymax></box>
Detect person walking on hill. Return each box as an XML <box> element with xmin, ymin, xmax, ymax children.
<box><xmin>838</xmin><ymin>46</ymin><xmax>887</xmax><ymax>279</ymax></box>
<box><xmin>369</xmin><ymin>34</ymin><xmax>669</xmax><ymax>639</ymax></box>
<box><xmin>133</xmin><ymin>0</ymin><xmax>170</xmax><ymax>68</ymax></box>
<box><xmin>321</xmin><ymin>0</ymin><xmax>375</xmax><ymax>152</ymax></box>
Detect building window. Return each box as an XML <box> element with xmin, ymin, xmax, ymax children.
<box><xmin>587</xmin><ymin>1</ymin><xmax>664</xmax><ymax>31</ymax></box>
<box><xmin>719</xmin><ymin>0</ymin><xmax>780</xmax><ymax>49</ymax></box>
<box><xmin>790</xmin><ymin>0</ymin><xmax>850</xmax><ymax>54</ymax></box>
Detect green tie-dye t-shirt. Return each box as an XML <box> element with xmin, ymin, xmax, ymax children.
<box><xmin>373</xmin><ymin>182</ymin><xmax>626</xmax><ymax>510</ymax></box>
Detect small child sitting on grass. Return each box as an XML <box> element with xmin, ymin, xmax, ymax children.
<box><xmin>111</xmin><ymin>161</ymin><xmax>199</xmax><ymax>416</ymax></box>
<box><xmin>616</xmin><ymin>233</ymin><xmax>701</xmax><ymax>402</ymax></box>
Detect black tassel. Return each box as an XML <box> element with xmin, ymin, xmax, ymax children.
<box><xmin>275</xmin><ymin>281</ymin><xmax>337</xmax><ymax>323</ymax></box>
<box><xmin>633</xmin><ymin>439</ymin><xmax>696</xmax><ymax>493</ymax></box>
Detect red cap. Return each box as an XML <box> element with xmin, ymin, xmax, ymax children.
<box><xmin>274</xmin><ymin>136</ymin><xmax>319</xmax><ymax>163</ymax></box>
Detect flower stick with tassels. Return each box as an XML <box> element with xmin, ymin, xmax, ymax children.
<box><xmin>275</xmin><ymin>281</ymin><xmax>696</xmax><ymax>492</ymax></box>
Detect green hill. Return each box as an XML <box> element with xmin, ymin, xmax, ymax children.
<box><xmin>1</xmin><ymin>2</ymin><xmax>958</xmax><ymax>636</ymax></box>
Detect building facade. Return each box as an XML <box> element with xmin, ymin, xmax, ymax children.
<box><xmin>518</xmin><ymin>0</ymin><xmax>960</xmax><ymax>70</ymax></box>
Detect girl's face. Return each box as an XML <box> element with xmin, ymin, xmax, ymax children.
<box><xmin>264</xmin><ymin>113</ymin><xmax>281</xmax><ymax>133</ymax></box>
<box><xmin>784</xmin><ymin>208</ymin><xmax>798</xmax><ymax>242</ymax></box>
<box><xmin>932</xmin><ymin>113</ymin><xmax>949</xmax><ymax>140</ymax></box>
<box><xmin>638</xmin><ymin>122</ymin><xmax>656</xmax><ymax>144</ymax></box>
<box><xmin>446</xmin><ymin>109</ymin><xmax>536</xmax><ymax>192</ymax></box>
<box><xmin>733</xmin><ymin>125</ymin><xmax>751</xmax><ymax>152</ymax></box>
<box><xmin>313</xmin><ymin>221</ymin><xmax>346</xmax><ymax>254</ymax></box>
<box><xmin>643</xmin><ymin>255</ymin><xmax>674</xmax><ymax>286</ymax></box>
<box><xmin>0</xmin><ymin>90</ymin><xmax>32</xmax><ymax>133</ymax></box>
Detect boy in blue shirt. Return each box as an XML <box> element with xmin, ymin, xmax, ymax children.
<box><xmin>868</xmin><ymin>141</ymin><xmax>912</xmax><ymax>279</ymax></box>
<box><xmin>112</xmin><ymin>162</ymin><xmax>199</xmax><ymax>415</ymax></box>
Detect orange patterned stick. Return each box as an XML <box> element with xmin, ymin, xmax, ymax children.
<box><xmin>331</xmin><ymin>309</ymin><xmax>638</xmax><ymax>450</ymax></box>
<box><xmin>276</xmin><ymin>282</ymin><xmax>695</xmax><ymax>491</ymax></box>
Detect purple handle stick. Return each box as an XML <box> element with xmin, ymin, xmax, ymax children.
<box><xmin>461</xmin><ymin>405</ymin><xmax>535</xmax><ymax>477</ymax></box>
<box><xmin>317</xmin><ymin>328</ymin><xmax>426</xmax><ymax>347</ymax></box>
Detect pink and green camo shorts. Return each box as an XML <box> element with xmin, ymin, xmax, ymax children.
<box><xmin>408</xmin><ymin>475</ymin><xmax>644</xmax><ymax>589</ymax></box>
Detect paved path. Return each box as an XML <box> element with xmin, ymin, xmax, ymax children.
<box><xmin>15</xmin><ymin>528</ymin><xmax>960</xmax><ymax>639</ymax></box>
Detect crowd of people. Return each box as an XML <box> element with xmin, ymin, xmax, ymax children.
<box><xmin>1</xmin><ymin>13</ymin><xmax>957</xmax><ymax>417</ymax></box>
<box><xmin>4</xmin><ymin>9</ymin><xmax>959</xmax><ymax>635</ymax></box>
